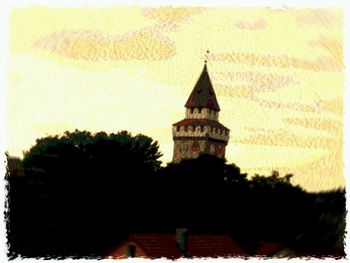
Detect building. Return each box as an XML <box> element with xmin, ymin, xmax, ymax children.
<box><xmin>108</xmin><ymin>231</ymin><xmax>246</xmax><ymax>259</ymax></box>
<box><xmin>107</xmin><ymin>231</ymin><xmax>292</xmax><ymax>259</ymax></box>
<box><xmin>172</xmin><ymin>62</ymin><xmax>230</xmax><ymax>163</ymax></box>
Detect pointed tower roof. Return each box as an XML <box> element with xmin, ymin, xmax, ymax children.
<box><xmin>185</xmin><ymin>63</ymin><xmax>220</xmax><ymax>111</ymax></box>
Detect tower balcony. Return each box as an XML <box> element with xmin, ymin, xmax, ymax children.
<box><xmin>172</xmin><ymin>125</ymin><xmax>229</xmax><ymax>142</ymax></box>
<box><xmin>185</xmin><ymin>107</ymin><xmax>219</xmax><ymax>121</ymax></box>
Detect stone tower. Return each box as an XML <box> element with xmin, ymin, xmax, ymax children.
<box><xmin>172</xmin><ymin>62</ymin><xmax>230</xmax><ymax>163</ymax></box>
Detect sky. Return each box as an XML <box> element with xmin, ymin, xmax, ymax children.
<box><xmin>5</xmin><ymin>5</ymin><xmax>345</xmax><ymax>192</ymax></box>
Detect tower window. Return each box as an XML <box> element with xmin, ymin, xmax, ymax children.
<box><xmin>177</xmin><ymin>126</ymin><xmax>180</xmax><ymax>132</ymax></box>
<box><xmin>190</xmin><ymin>108</ymin><xmax>194</xmax><ymax>113</ymax></box>
<box><xmin>191</xmin><ymin>141</ymin><xmax>200</xmax><ymax>152</ymax></box>
<box><xmin>198</xmin><ymin>108</ymin><xmax>202</xmax><ymax>113</ymax></box>
<box><xmin>210</xmin><ymin>144</ymin><xmax>215</xmax><ymax>153</ymax></box>
<box><xmin>180</xmin><ymin>143</ymin><xmax>188</xmax><ymax>152</ymax></box>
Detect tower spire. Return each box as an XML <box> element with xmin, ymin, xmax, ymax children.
<box><xmin>184</xmin><ymin>54</ymin><xmax>220</xmax><ymax>111</ymax></box>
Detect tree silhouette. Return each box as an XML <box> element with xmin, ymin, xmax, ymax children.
<box><xmin>8</xmin><ymin>130</ymin><xmax>162</xmax><ymax>258</ymax></box>
<box><xmin>6</xmin><ymin>130</ymin><xmax>345</xmax><ymax>258</ymax></box>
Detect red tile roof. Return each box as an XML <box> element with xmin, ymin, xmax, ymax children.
<box><xmin>185</xmin><ymin>64</ymin><xmax>220</xmax><ymax>111</ymax></box>
<box><xmin>188</xmin><ymin>234</ymin><xmax>245</xmax><ymax>258</ymax></box>
<box><xmin>255</xmin><ymin>241</ymin><xmax>286</xmax><ymax>256</ymax></box>
<box><xmin>122</xmin><ymin>233</ymin><xmax>245</xmax><ymax>259</ymax></box>
<box><xmin>128</xmin><ymin>234</ymin><xmax>181</xmax><ymax>259</ymax></box>
<box><xmin>173</xmin><ymin>118</ymin><xmax>229</xmax><ymax>132</ymax></box>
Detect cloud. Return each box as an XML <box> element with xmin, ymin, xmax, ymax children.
<box><xmin>236</xmin><ymin>116</ymin><xmax>344</xmax><ymax>191</ymax></box>
<box><xmin>215</xmin><ymin>84</ymin><xmax>253</xmax><ymax>98</ymax></box>
<box><xmin>214</xmin><ymin>71</ymin><xmax>297</xmax><ymax>96</ymax></box>
<box><xmin>283</xmin><ymin>117</ymin><xmax>342</xmax><ymax>135</ymax></box>
<box><xmin>235</xmin><ymin>128</ymin><xmax>337</xmax><ymax>150</ymax></box>
<box><xmin>249</xmin><ymin>95</ymin><xmax>343</xmax><ymax>115</ymax></box>
<box><xmin>250</xmin><ymin>94</ymin><xmax>322</xmax><ymax>112</ymax></box>
<box><xmin>35</xmin><ymin>30</ymin><xmax>176</xmax><ymax>61</ymax></box>
<box><xmin>212</xmin><ymin>71</ymin><xmax>325</xmax><ymax>113</ymax></box>
<box><xmin>142</xmin><ymin>7</ymin><xmax>203</xmax><ymax>24</ymax></box>
<box><xmin>319</xmin><ymin>98</ymin><xmax>343</xmax><ymax>116</ymax></box>
<box><xmin>234</xmin><ymin>19</ymin><xmax>266</xmax><ymax>30</ymax></box>
<box><xmin>212</xmin><ymin>71</ymin><xmax>342</xmax><ymax>115</ymax></box>
<box><xmin>245</xmin><ymin>143</ymin><xmax>344</xmax><ymax>192</ymax></box>
<box><xmin>309</xmin><ymin>36</ymin><xmax>343</xmax><ymax>69</ymax></box>
<box><xmin>288</xmin><ymin>144</ymin><xmax>344</xmax><ymax>192</ymax></box>
<box><xmin>290</xmin><ymin>9</ymin><xmax>342</xmax><ymax>29</ymax></box>
<box><xmin>141</xmin><ymin>7</ymin><xmax>203</xmax><ymax>33</ymax></box>
<box><xmin>207</xmin><ymin>51</ymin><xmax>342</xmax><ymax>72</ymax></box>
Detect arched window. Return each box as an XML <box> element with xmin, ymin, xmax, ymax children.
<box><xmin>191</xmin><ymin>141</ymin><xmax>200</xmax><ymax>152</ymax></box>
<box><xmin>190</xmin><ymin>108</ymin><xmax>194</xmax><ymax>113</ymax></box>
<box><xmin>180</xmin><ymin>143</ymin><xmax>188</xmax><ymax>152</ymax></box>
<box><xmin>198</xmin><ymin>108</ymin><xmax>202</xmax><ymax>113</ymax></box>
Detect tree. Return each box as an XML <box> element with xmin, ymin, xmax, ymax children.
<box><xmin>160</xmin><ymin>154</ymin><xmax>248</xmax><ymax>231</ymax></box>
<box><xmin>8</xmin><ymin>129</ymin><xmax>163</xmax><ymax>257</ymax></box>
<box><xmin>249</xmin><ymin>171</ymin><xmax>298</xmax><ymax>190</ymax></box>
<box><xmin>8</xmin><ymin>131</ymin><xmax>345</xmax><ymax>258</ymax></box>
<box><xmin>22</xmin><ymin>130</ymin><xmax>162</xmax><ymax>178</ymax></box>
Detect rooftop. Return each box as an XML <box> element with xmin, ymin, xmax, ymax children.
<box><xmin>185</xmin><ymin>63</ymin><xmax>220</xmax><ymax>111</ymax></box>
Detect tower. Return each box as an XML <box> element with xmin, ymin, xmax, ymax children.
<box><xmin>172</xmin><ymin>62</ymin><xmax>230</xmax><ymax>163</ymax></box>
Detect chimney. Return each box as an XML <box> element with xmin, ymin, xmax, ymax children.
<box><xmin>176</xmin><ymin>228</ymin><xmax>191</xmax><ymax>257</ymax></box>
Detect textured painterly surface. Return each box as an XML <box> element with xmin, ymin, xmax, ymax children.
<box><xmin>7</xmin><ymin>7</ymin><xmax>344</xmax><ymax>191</ymax></box>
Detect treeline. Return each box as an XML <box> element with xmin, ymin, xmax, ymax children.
<box><xmin>6</xmin><ymin>130</ymin><xmax>345</xmax><ymax>258</ymax></box>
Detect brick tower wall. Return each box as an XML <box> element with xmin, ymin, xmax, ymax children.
<box><xmin>172</xmin><ymin>138</ymin><xmax>226</xmax><ymax>163</ymax></box>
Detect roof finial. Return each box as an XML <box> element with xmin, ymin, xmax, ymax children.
<box><xmin>204</xmin><ymin>50</ymin><xmax>210</xmax><ymax>65</ymax></box>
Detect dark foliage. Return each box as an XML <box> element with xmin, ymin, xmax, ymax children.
<box><xmin>6</xmin><ymin>130</ymin><xmax>346</xmax><ymax>258</ymax></box>
<box><xmin>7</xmin><ymin>130</ymin><xmax>162</xmax><ymax>258</ymax></box>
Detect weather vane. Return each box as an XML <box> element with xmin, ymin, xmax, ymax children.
<box><xmin>204</xmin><ymin>50</ymin><xmax>210</xmax><ymax>64</ymax></box>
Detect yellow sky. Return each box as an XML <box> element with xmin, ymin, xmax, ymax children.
<box><xmin>6</xmin><ymin>6</ymin><xmax>344</xmax><ymax>192</ymax></box>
